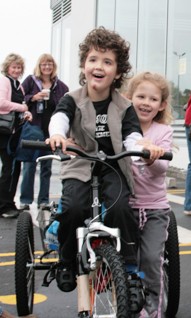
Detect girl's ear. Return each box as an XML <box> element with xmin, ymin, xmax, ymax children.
<box><xmin>159</xmin><ymin>100</ymin><xmax>167</xmax><ymax>111</ymax></box>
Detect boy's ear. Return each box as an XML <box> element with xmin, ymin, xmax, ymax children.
<box><xmin>115</xmin><ymin>73</ymin><xmax>121</xmax><ymax>80</ymax></box>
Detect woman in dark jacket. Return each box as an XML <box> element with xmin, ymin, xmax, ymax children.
<box><xmin>20</xmin><ymin>53</ymin><xmax>69</xmax><ymax>210</ymax></box>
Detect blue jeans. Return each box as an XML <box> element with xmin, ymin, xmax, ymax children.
<box><xmin>184</xmin><ymin>126</ymin><xmax>191</xmax><ymax>211</ymax></box>
<box><xmin>20</xmin><ymin>160</ymin><xmax>52</xmax><ymax>205</ymax></box>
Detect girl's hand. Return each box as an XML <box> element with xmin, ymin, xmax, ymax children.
<box><xmin>137</xmin><ymin>138</ymin><xmax>165</xmax><ymax>164</ymax></box>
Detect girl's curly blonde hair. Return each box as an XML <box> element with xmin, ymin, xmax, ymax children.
<box><xmin>127</xmin><ymin>71</ymin><xmax>174</xmax><ymax>125</ymax></box>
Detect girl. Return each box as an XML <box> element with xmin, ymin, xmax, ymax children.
<box><xmin>126</xmin><ymin>71</ymin><xmax>174</xmax><ymax>318</ymax></box>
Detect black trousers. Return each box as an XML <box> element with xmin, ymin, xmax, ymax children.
<box><xmin>0</xmin><ymin>148</ymin><xmax>21</xmax><ymax>213</ymax></box>
<box><xmin>57</xmin><ymin>168</ymin><xmax>139</xmax><ymax>264</ymax></box>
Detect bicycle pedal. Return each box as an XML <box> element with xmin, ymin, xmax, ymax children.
<box><xmin>42</xmin><ymin>269</ymin><xmax>56</xmax><ymax>287</ymax></box>
<box><xmin>56</xmin><ymin>265</ymin><xmax>77</xmax><ymax>292</ymax></box>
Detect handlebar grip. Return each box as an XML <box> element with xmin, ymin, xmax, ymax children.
<box><xmin>142</xmin><ymin>150</ymin><xmax>173</xmax><ymax>161</ymax></box>
<box><xmin>21</xmin><ymin>139</ymin><xmax>51</xmax><ymax>151</ymax></box>
<box><xmin>159</xmin><ymin>152</ymin><xmax>173</xmax><ymax>161</ymax></box>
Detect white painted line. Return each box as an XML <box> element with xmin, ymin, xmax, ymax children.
<box><xmin>178</xmin><ymin>226</ymin><xmax>191</xmax><ymax>244</ymax></box>
<box><xmin>167</xmin><ymin>193</ymin><xmax>184</xmax><ymax>205</ymax></box>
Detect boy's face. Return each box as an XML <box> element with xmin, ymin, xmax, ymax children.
<box><xmin>82</xmin><ymin>47</ymin><xmax>120</xmax><ymax>101</ymax></box>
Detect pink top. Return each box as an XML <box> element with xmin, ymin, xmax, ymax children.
<box><xmin>0</xmin><ymin>76</ymin><xmax>27</xmax><ymax>114</ymax></box>
<box><xmin>130</xmin><ymin>121</ymin><xmax>173</xmax><ymax>209</ymax></box>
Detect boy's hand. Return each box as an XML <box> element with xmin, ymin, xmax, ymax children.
<box><xmin>45</xmin><ymin>135</ymin><xmax>82</xmax><ymax>155</ymax></box>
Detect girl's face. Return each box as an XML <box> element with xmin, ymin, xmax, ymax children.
<box><xmin>8</xmin><ymin>62</ymin><xmax>23</xmax><ymax>80</ymax></box>
<box><xmin>40</xmin><ymin>60</ymin><xmax>54</xmax><ymax>76</ymax></box>
<box><xmin>83</xmin><ymin>47</ymin><xmax>120</xmax><ymax>101</ymax></box>
<box><xmin>131</xmin><ymin>81</ymin><xmax>166</xmax><ymax>130</ymax></box>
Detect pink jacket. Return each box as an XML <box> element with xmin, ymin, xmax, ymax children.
<box><xmin>130</xmin><ymin>121</ymin><xmax>173</xmax><ymax>209</ymax></box>
<box><xmin>0</xmin><ymin>76</ymin><xmax>27</xmax><ymax>114</ymax></box>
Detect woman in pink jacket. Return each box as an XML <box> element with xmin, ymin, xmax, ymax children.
<box><xmin>0</xmin><ymin>53</ymin><xmax>31</xmax><ymax>218</ymax></box>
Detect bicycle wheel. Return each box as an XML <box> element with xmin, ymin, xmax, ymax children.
<box><xmin>15</xmin><ymin>211</ymin><xmax>35</xmax><ymax>316</ymax></box>
<box><xmin>164</xmin><ymin>210</ymin><xmax>180</xmax><ymax>317</ymax></box>
<box><xmin>89</xmin><ymin>243</ymin><xmax>129</xmax><ymax>318</ymax></box>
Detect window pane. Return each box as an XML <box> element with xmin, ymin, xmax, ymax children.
<box><xmin>167</xmin><ymin>0</ymin><xmax>191</xmax><ymax>117</ymax></box>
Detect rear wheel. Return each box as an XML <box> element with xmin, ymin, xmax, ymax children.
<box><xmin>164</xmin><ymin>210</ymin><xmax>180</xmax><ymax>317</ymax></box>
<box><xmin>15</xmin><ymin>211</ymin><xmax>35</xmax><ymax>316</ymax></box>
<box><xmin>89</xmin><ymin>243</ymin><xmax>129</xmax><ymax>318</ymax></box>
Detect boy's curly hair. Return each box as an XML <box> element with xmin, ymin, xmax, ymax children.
<box><xmin>79</xmin><ymin>26</ymin><xmax>132</xmax><ymax>89</ymax></box>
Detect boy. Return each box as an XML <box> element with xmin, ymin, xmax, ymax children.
<box><xmin>47</xmin><ymin>27</ymin><xmax>164</xmax><ymax>292</ymax></box>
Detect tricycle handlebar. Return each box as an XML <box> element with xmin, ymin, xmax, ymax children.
<box><xmin>21</xmin><ymin>140</ymin><xmax>173</xmax><ymax>161</ymax></box>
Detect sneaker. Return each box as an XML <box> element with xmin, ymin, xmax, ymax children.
<box><xmin>20</xmin><ymin>204</ymin><xmax>30</xmax><ymax>211</ymax></box>
<box><xmin>184</xmin><ymin>210</ymin><xmax>191</xmax><ymax>215</ymax></box>
<box><xmin>0</xmin><ymin>209</ymin><xmax>19</xmax><ymax>218</ymax></box>
<box><xmin>56</xmin><ymin>263</ymin><xmax>77</xmax><ymax>292</ymax></box>
<box><xmin>44</xmin><ymin>231</ymin><xmax>59</xmax><ymax>251</ymax></box>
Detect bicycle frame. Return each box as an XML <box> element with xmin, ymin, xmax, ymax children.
<box><xmin>19</xmin><ymin>141</ymin><xmax>173</xmax><ymax>317</ymax></box>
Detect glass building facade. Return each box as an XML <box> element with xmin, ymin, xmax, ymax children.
<box><xmin>50</xmin><ymin>0</ymin><xmax>191</xmax><ymax>119</ymax></box>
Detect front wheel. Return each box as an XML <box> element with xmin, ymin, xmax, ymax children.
<box><xmin>15</xmin><ymin>211</ymin><xmax>35</xmax><ymax>316</ymax></box>
<box><xmin>89</xmin><ymin>243</ymin><xmax>129</xmax><ymax>318</ymax></box>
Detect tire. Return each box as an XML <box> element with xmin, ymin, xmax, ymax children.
<box><xmin>164</xmin><ymin>210</ymin><xmax>180</xmax><ymax>317</ymax></box>
<box><xmin>89</xmin><ymin>243</ymin><xmax>129</xmax><ymax>318</ymax></box>
<box><xmin>15</xmin><ymin>211</ymin><xmax>35</xmax><ymax>316</ymax></box>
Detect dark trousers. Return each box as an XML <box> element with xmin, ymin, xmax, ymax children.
<box><xmin>0</xmin><ymin>148</ymin><xmax>21</xmax><ymax>213</ymax></box>
<box><xmin>20</xmin><ymin>159</ymin><xmax>52</xmax><ymax>205</ymax></box>
<box><xmin>57</xmin><ymin>168</ymin><xmax>139</xmax><ymax>264</ymax></box>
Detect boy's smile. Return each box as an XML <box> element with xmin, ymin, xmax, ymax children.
<box><xmin>83</xmin><ymin>48</ymin><xmax>120</xmax><ymax>101</ymax></box>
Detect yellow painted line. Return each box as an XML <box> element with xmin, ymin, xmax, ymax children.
<box><xmin>0</xmin><ymin>293</ymin><xmax>47</xmax><ymax>305</ymax></box>
<box><xmin>179</xmin><ymin>243</ymin><xmax>191</xmax><ymax>246</ymax></box>
<box><xmin>180</xmin><ymin>251</ymin><xmax>191</xmax><ymax>255</ymax></box>
<box><xmin>0</xmin><ymin>257</ymin><xmax>58</xmax><ymax>266</ymax></box>
<box><xmin>0</xmin><ymin>250</ymin><xmax>45</xmax><ymax>257</ymax></box>
<box><xmin>0</xmin><ymin>261</ymin><xmax>15</xmax><ymax>266</ymax></box>
<box><xmin>168</xmin><ymin>189</ymin><xmax>185</xmax><ymax>193</ymax></box>
<box><xmin>0</xmin><ymin>252</ymin><xmax>15</xmax><ymax>257</ymax></box>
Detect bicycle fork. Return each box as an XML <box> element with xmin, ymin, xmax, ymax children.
<box><xmin>76</xmin><ymin>224</ymin><xmax>121</xmax><ymax>315</ymax></box>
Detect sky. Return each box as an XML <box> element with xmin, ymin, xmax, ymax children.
<box><xmin>0</xmin><ymin>0</ymin><xmax>52</xmax><ymax>80</ymax></box>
